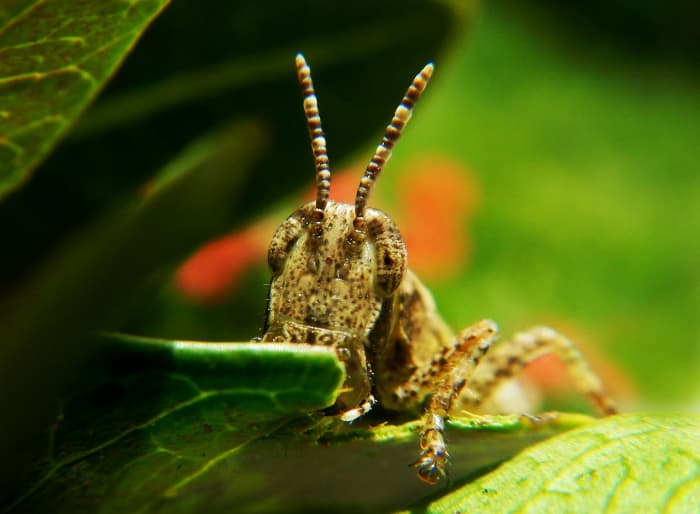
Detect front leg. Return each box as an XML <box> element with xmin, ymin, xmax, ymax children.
<box><xmin>338</xmin><ymin>395</ymin><xmax>377</xmax><ymax>422</ymax></box>
<box><xmin>412</xmin><ymin>319</ymin><xmax>498</xmax><ymax>484</ymax></box>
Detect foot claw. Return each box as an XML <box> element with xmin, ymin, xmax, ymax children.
<box><xmin>411</xmin><ymin>447</ymin><xmax>448</xmax><ymax>484</ymax></box>
<box><xmin>412</xmin><ymin>413</ymin><xmax>449</xmax><ymax>484</ymax></box>
<box><xmin>338</xmin><ymin>395</ymin><xmax>376</xmax><ymax>422</ymax></box>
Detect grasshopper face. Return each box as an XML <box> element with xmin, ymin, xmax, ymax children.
<box><xmin>263</xmin><ymin>200</ymin><xmax>407</xmax><ymax>410</ymax></box>
<box><xmin>266</xmin><ymin>201</ymin><xmax>406</xmax><ymax>338</ymax></box>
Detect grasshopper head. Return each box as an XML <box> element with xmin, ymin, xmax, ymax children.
<box><xmin>266</xmin><ymin>200</ymin><xmax>406</xmax><ymax>339</ymax></box>
<box><xmin>264</xmin><ymin>53</ymin><xmax>432</xmax><ymax>341</ymax></box>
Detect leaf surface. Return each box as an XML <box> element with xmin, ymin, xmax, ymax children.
<box><xmin>0</xmin><ymin>0</ymin><xmax>169</xmax><ymax>198</ymax></box>
<box><xmin>420</xmin><ymin>413</ymin><xmax>700</xmax><ymax>514</ymax></box>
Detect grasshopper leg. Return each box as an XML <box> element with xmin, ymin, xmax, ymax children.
<box><xmin>412</xmin><ymin>320</ymin><xmax>498</xmax><ymax>484</ymax></box>
<box><xmin>463</xmin><ymin>326</ymin><xmax>618</xmax><ymax>416</ymax></box>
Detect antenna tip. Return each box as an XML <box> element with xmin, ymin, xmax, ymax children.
<box><xmin>296</xmin><ymin>53</ymin><xmax>307</xmax><ymax>67</ymax></box>
<box><xmin>421</xmin><ymin>62</ymin><xmax>435</xmax><ymax>79</ymax></box>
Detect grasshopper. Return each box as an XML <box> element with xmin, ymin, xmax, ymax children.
<box><xmin>261</xmin><ymin>54</ymin><xmax>618</xmax><ymax>484</ymax></box>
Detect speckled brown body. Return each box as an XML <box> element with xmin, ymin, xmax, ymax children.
<box><xmin>260</xmin><ymin>54</ymin><xmax>618</xmax><ymax>485</ymax></box>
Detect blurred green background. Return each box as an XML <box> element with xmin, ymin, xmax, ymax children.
<box><xmin>1</xmin><ymin>0</ymin><xmax>699</xmax><ymax>501</ymax></box>
<box><xmin>408</xmin><ymin>3</ymin><xmax>700</xmax><ymax>408</ymax></box>
<box><xmin>415</xmin><ymin>4</ymin><xmax>700</xmax><ymax>407</ymax></box>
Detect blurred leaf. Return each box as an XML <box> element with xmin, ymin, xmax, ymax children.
<box><xmin>419</xmin><ymin>413</ymin><xmax>700</xmax><ymax>514</ymax></box>
<box><xmin>0</xmin><ymin>120</ymin><xmax>265</xmax><ymax>469</ymax></box>
<box><xmin>3</xmin><ymin>333</ymin><xmax>594</xmax><ymax>513</ymax></box>
<box><xmin>0</xmin><ymin>0</ymin><xmax>170</xmax><ymax>199</ymax></box>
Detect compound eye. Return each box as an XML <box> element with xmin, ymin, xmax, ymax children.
<box><xmin>370</xmin><ymin>214</ymin><xmax>407</xmax><ymax>296</ymax></box>
<box><xmin>267</xmin><ymin>212</ymin><xmax>303</xmax><ymax>275</ymax></box>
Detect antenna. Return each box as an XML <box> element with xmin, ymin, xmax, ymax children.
<box><xmin>296</xmin><ymin>53</ymin><xmax>331</xmax><ymax>215</ymax></box>
<box><xmin>354</xmin><ymin>63</ymin><xmax>434</xmax><ymax>227</ymax></box>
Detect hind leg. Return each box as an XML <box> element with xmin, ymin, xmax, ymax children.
<box><xmin>463</xmin><ymin>325</ymin><xmax>618</xmax><ymax>416</ymax></box>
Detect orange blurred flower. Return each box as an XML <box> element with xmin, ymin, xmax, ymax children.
<box><xmin>174</xmin><ymin>222</ymin><xmax>271</xmax><ymax>304</ymax></box>
<box><xmin>398</xmin><ymin>156</ymin><xmax>479</xmax><ymax>279</ymax></box>
<box><xmin>522</xmin><ymin>318</ymin><xmax>637</xmax><ymax>407</ymax></box>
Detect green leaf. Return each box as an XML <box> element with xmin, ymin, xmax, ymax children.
<box><xmin>9</xmin><ymin>341</ymin><xmax>699</xmax><ymax>514</ymax></box>
<box><xmin>0</xmin><ymin>120</ymin><xmax>265</xmax><ymax>464</ymax></box>
<box><xmin>2</xmin><ymin>340</ymin><xmax>344</xmax><ymax>513</ymax></box>
<box><xmin>0</xmin><ymin>0</ymin><xmax>170</xmax><ymax>199</ymax></box>
<box><xmin>3</xmin><ymin>332</ymin><xmax>594</xmax><ymax>513</ymax></box>
<box><xmin>100</xmin><ymin>333</ymin><xmax>346</xmax><ymax>412</ymax></box>
<box><xmin>419</xmin><ymin>413</ymin><xmax>700</xmax><ymax>514</ymax></box>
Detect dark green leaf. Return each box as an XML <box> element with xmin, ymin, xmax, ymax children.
<box><xmin>0</xmin><ymin>0</ymin><xmax>170</xmax><ymax>199</ymax></box>
<box><xmin>99</xmin><ymin>333</ymin><xmax>346</xmax><ymax>413</ymax></box>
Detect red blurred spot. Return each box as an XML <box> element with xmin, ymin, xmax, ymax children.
<box><xmin>398</xmin><ymin>156</ymin><xmax>479</xmax><ymax>279</ymax></box>
<box><xmin>303</xmin><ymin>167</ymin><xmax>361</xmax><ymax>204</ymax></box>
<box><xmin>522</xmin><ymin>319</ymin><xmax>637</xmax><ymax>406</ymax></box>
<box><xmin>303</xmin><ymin>155</ymin><xmax>479</xmax><ymax>280</ymax></box>
<box><xmin>175</xmin><ymin>222</ymin><xmax>271</xmax><ymax>304</ymax></box>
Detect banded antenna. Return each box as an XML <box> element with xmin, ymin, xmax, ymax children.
<box><xmin>354</xmin><ymin>62</ymin><xmax>434</xmax><ymax>227</ymax></box>
<box><xmin>296</xmin><ymin>53</ymin><xmax>331</xmax><ymax>215</ymax></box>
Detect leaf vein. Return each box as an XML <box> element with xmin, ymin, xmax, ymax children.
<box><xmin>0</xmin><ymin>64</ymin><xmax>92</xmax><ymax>86</ymax></box>
<box><xmin>163</xmin><ymin>415</ymin><xmax>294</xmax><ymax>498</ymax></box>
<box><xmin>0</xmin><ymin>0</ymin><xmax>45</xmax><ymax>38</ymax></box>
